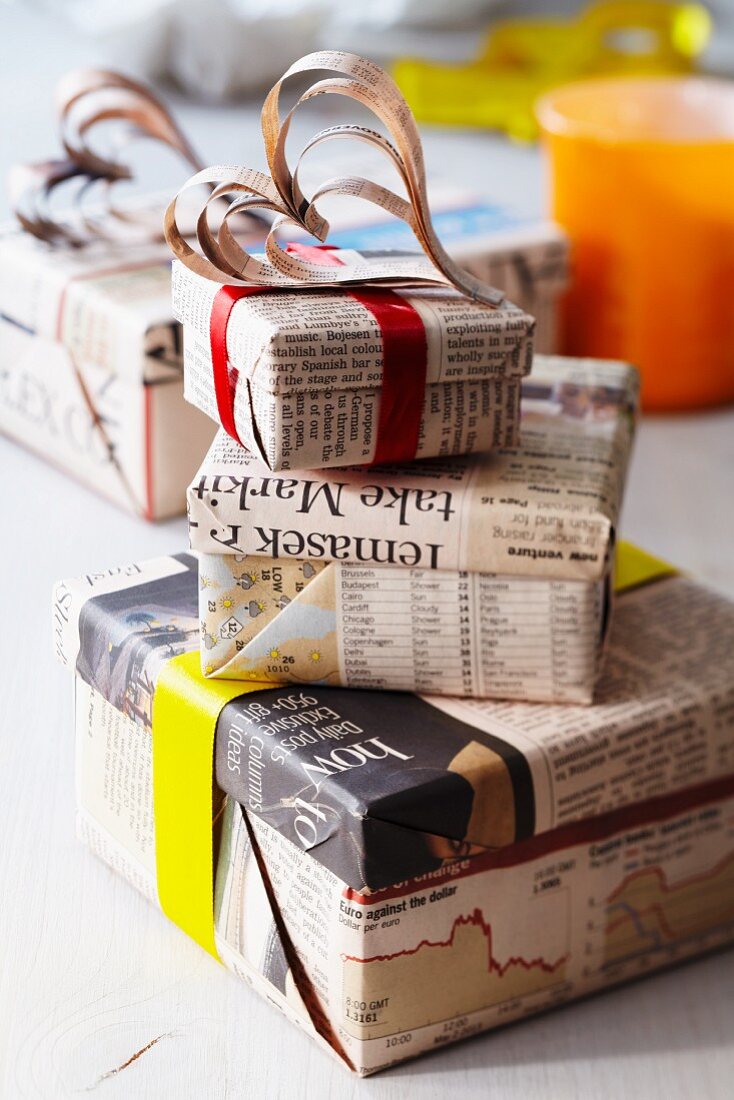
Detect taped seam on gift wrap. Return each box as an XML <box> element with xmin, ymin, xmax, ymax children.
<box><xmin>153</xmin><ymin>649</ymin><xmax>261</xmax><ymax>960</ymax></box>
<box><xmin>208</xmin><ymin>243</ymin><xmax>427</xmax><ymax>465</ymax></box>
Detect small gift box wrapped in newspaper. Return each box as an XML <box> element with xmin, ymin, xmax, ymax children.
<box><xmin>53</xmin><ymin>543</ymin><xmax>734</xmax><ymax>1076</ymax></box>
<box><xmin>190</xmin><ymin>354</ymin><xmax>638</xmax><ymax>703</ymax></box>
<box><xmin>172</xmin><ymin>255</ymin><xmax>534</xmax><ymax>471</ymax></box>
<box><xmin>0</xmin><ymin>70</ymin><xmax>242</xmax><ymax>519</ymax></box>
<box><xmin>165</xmin><ymin>54</ymin><xmax>537</xmax><ymax>472</ymax></box>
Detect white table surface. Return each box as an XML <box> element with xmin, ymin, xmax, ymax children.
<box><xmin>1</xmin><ymin>8</ymin><xmax>733</xmax><ymax>1099</ymax></box>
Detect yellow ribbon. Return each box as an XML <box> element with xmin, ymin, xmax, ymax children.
<box><xmin>151</xmin><ymin>542</ymin><xmax>677</xmax><ymax>960</ymax></box>
<box><xmin>615</xmin><ymin>540</ymin><xmax>677</xmax><ymax>593</ymax></box>
<box><xmin>153</xmin><ymin>649</ymin><xmax>262</xmax><ymax>960</ymax></box>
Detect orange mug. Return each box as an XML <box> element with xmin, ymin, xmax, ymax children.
<box><xmin>537</xmin><ymin>77</ymin><xmax>734</xmax><ymax>410</ymax></box>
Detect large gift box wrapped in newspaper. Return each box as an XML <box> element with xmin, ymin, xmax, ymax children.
<box><xmin>53</xmin><ymin>545</ymin><xmax>734</xmax><ymax>1076</ymax></box>
<box><xmin>0</xmin><ymin>221</ymin><xmax>217</xmax><ymax>519</ymax></box>
<box><xmin>172</xmin><ymin>254</ymin><xmax>535</xmax><ymax>473</ymax></box>
<box><xmin>190</xmin><ymin>355</ymin><xmax>637</xmax><ymax>703</ymax></box>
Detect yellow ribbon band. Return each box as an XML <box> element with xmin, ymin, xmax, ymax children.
<box><xmin>615</xmin><ymin>541</ymin><xmax>677</xmax><ymax>593</ymax></box>
<box><xmin>151</xmin><ymin>543</ymin><xmax>677</xmax><ymax>960</ymax></box>
<box><xmin>153</xmin><ymin>649</ymin><xmax>262</xmax><ymax>961</ymax></box>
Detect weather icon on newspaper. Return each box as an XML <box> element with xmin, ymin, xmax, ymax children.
<box><xmin>236</xmin><ymin>571</ymin><xmax>258</xmax><ymax>591</ymax></box>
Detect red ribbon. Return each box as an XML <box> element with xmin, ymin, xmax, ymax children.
<box><xmin>208</xmin><ymin>243</ymin><xmax>427</xmax><ymax>466</ymax></box>
<box><xmin>209</xmin><ymin>283</ymin><xmax>263</xmax><ymax>444</ymax></box>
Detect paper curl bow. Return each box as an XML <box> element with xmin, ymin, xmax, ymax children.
<box><xmin>164</xmin><ymin>51</ymin><xmax>506</xmax><ymax>307</ymax></box>
<box><xmin>9</xmin><ymin>69</ymin><xmax>203</xmax><ymax>246</ymax></box>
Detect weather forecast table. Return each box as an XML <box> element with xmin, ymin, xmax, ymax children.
<box><xmin>335</xmin><ymin>566</ymin><xmax>601</xmax><ymax>698</ymax></box>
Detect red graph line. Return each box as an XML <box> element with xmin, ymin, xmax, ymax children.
<box><xmin>606</xmin><ymin>850</ymin><xmax>734</xmax><ymax>906</ymax></box>
<box><xmin>341</xmin><ymin>908</ymin><xmax>568</xmax><ymax>976</ymax></box>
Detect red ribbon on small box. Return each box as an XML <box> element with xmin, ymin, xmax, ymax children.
<box><xmin>209</xmin><ymin>244</ymin><xmax>428</xmax><ymax>467</ymax></box>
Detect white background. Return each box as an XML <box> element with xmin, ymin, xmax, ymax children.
<box><xmin>1</xmin><ymin>7</ymin><xmax>733</xmax><ymax>1098</ymax></box>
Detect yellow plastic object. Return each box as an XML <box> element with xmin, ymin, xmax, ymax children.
<box><xmin>393</xmin><ymin>1</ymin><xmax>710</xmax><ymax>141</ymax></box>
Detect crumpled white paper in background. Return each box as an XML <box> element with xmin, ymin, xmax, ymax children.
<box><xmin>34</xmin><ymin>0</ymin><xmax>511</xmax><ymax>98</ymax></box>
<box><xmin>25</xmin><ymin>0</ymin><xmax>734</xmax><ymax>101</ymax></box>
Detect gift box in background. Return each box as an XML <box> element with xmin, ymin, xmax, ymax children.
<box><xmin>53</xmin><ymin>545</ymin><xmax>734</xmax><ymax>1075</ymax></box>
<box><xmin>0</xmin><ymin>223</ymin><xmax>217</xmax><ymax>518</ymax></box>
<box><xmin>173</xmin><ymin>253</ymin><xmax>535</xmax><ymax>472</ymax></box>
<box><xmin>287</xmin><ymin>183</ymin><xmax>568</xmax><ymax>354</ymax></box>
<box><xmin>0</xmin><ymin>66</ymin><xmax>270</xmax><ymax>519</ymax></box>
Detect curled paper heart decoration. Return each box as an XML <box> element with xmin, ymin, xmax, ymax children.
<box><xmin>9</xmin><ymin>69</ymin><xmax>203</xmax><ymax>246</ymax></box>
<box><xmin>164</xmin><ymin>52</ymin><xmax>506</xmax><ymax>306</ymax></box>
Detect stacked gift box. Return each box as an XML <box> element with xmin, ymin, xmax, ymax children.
<box><xmin>188</xmin><ymin>354</ymin><xmax>636</xmax><ymax>703</ymax></box>
<box><xmin>55</xmin><ymin>546</ymin><xmax>734</xmax><ymax>1075</ymax></box>
<box><xmin>53</xmin><ymin>52</ymin><xmax>734</xmax><ymax>1077</ymax></box>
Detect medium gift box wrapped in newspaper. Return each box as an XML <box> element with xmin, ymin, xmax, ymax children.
<box><xmin>165</xmin><ymin>54</ymin><xmax>540</xmax><ymax>473</ymax></box>
<box><xmin>191</xmin><ymin>355</ymin><xmax>637</xmax><ymax>703</ymax></box>
<box><xmin>53</xmin><ymin>545</ymin><xmax>734</xmax><ymax>1076</ymax></box>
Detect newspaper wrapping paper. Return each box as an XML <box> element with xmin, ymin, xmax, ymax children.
<box><xmin>1</xmin><ymin>71</ymin><xmax>267</xmax><ymax>516</ymax></box>
<box><xmin>0</xmin><ymin>313</ymin><xmax>216</xmax><ymax>518</ymax></box>
<box><xmin>172</xmin><ymin>257</ymin><xmax>534</xmax><ymax>471</ymax></box>
<box><xmin>53</xmin><ymin>552</ymin><xmax>734</xmax><ymax>1074</ymax></box>
<box><xmin>0</xmin><ymin>222</ymin><xmax>219</xmax><ymax>517</ymax></box>
<box><xmin>188</xmin><ymin>355</ymin><xmax>638</xmax><ymax>583</ymax></box>
<box><xmin>197</xmin><ymin>553</ymin><xmax>609</xmax><ymax>704</ymax></box>
<box><xmin>0</xmin><ymin>225</ymin><xmax>184</xmax><ymax>384</ymax></box>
